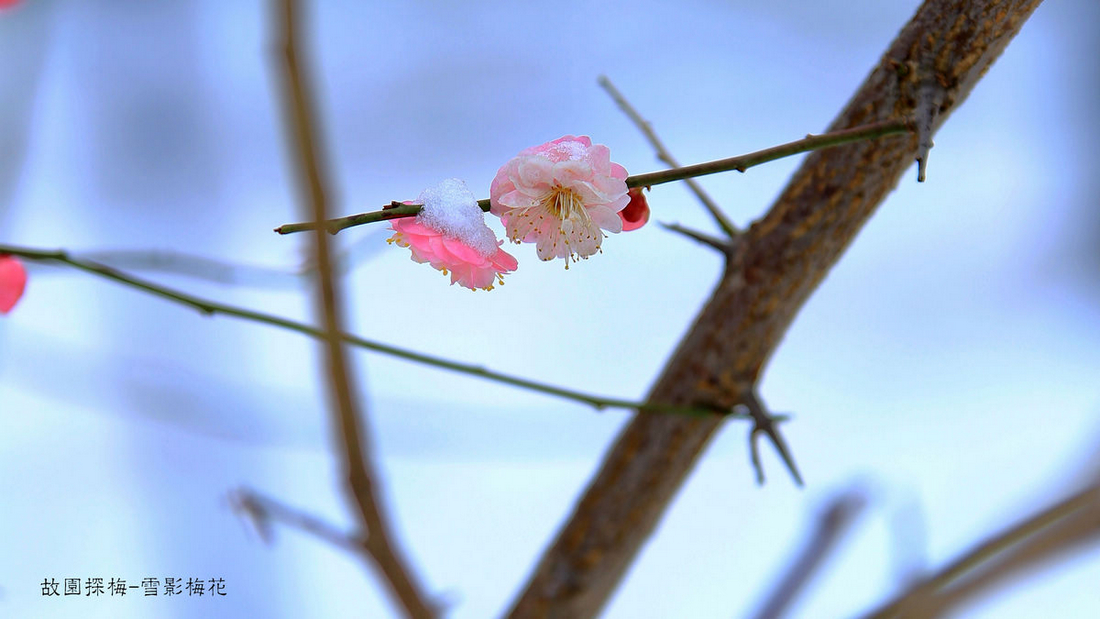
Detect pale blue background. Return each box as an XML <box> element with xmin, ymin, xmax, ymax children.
<box><xmin>2</xmin><ymin>1</ymin><xmax>1098</xmax><ymax>617</ymax></box>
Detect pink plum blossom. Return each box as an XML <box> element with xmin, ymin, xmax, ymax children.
<box><xmin>388</xmin><ymin>218</ymin><xmax>517</xmax><ymax>291</ymax></box>
<box><xmin>490</xmin><ymin>135</ymin><xmax>630</xmax><ymax>268</ymax></box>
<box><xmin>0</xmin><ymin>254</ymin><xmax>27</xmax><ymax>314</ymax></box>
<box><xmin>386</xmin><ymin>183</ymin><xmax>517</xmax><ymax>291</ymax></box>
<box><xmin>619</xmin><ymin>187</ymin><xmax>650</xmax><ymax>232</ymax></box>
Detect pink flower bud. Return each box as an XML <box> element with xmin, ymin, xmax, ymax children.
<box><xmin>0</xmin><ymin>255</ymin><xmax>27</xmax><ymax>314</ymax></box>
<box><xmin>618</xmin><ymin>187</ymin><xmax>650</xmax><ymax>232</ymax></box>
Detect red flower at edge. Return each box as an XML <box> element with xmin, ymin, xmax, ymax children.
<box><xmin>0</xmin><ymin>255</ymin><xmax>27</xmax><ymax>314</ymax></box>
<box><xmin>618</xmin><ymin>187</ymin><xmax>650</xmax><ymax>232</ymax></box>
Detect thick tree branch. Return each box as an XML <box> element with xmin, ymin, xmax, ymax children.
<box><xmin>507</xmin><ymin>1</ymin><xmax>1044</xmax><ymax>617</ymax></box>
<box><xmin>274</xmin><ymin>1</ymin><xmax>435</xmax><ymax>617</ymax></box>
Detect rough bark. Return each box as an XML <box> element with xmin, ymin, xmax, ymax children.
<box><xmin>507</xmin><ymin>1</ymin><xmax>1044</xmax><ymax>616</ymax></box>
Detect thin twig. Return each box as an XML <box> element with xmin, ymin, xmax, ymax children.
<box><xmin>275</xmin><ymin>1</ymin><xmax>435</xmax><ymax>617</ymax></box>
<box><xmin>231</xmin><ymin>487</ymin><xmax>366</xmax><ymax>554</ymax></box>
<box><xmin>919</xmin><ymin>495</ymin><xmax>1100</xmax><ymax>616</ymax></box>
<box><xmin>273</xmin><ymin>117</ymin><xmax>915</xmax><ymax>235</ymax></box>
<box><xmin>276</xmin><ymin>200</ymin><xmax>441</xmax><ymax>235</ymax></box>
<box><xmin>598</xmin><ymin>75</ymin><xmax>737</xmax><ymax>237</ymax></box>
<box><xmin>921</xmin><ymin>523</ymin><xmax>1099</xmax><ymax>616</ymax></box>
<box><xmin>658</xmin><ymin>222</ymin><xmax>732</xmax><ymax>253</ymax></box>
<box><xmin>0</xmin><ymin>244</ymin><xmax>750</xmax><ymax>420</ymax></box>
<box><xmin>627</xmin><ymin>117</ymin><xmax>915</xmax><ymax>189</ymax></box>
<box><xmin>752</xmin><ymin>490</ymin><xmax>868</xmax><ymax>619</ymax></box>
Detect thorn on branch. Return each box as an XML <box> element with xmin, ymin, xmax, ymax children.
<box><xmin>915</xmin><ymin>79</ymin><xmax>945</xmax><ymax>183</ymax></box>
<box><xmin>739</xmin><ymin>390</ymin><xmax>803</xmax><ymax>487</ymax></box>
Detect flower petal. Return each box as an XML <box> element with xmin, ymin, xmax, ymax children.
<box><xmin>588</xmin><ymin>205</ymin><xmax>623</xmax><ymax>233</ymax></box>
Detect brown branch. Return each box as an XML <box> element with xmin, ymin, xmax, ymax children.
<box><xmin>274</xmin><ymin>1</ymin><xmax>435</xmax><ymax>617</ymax></box>
<box><xmin>506</xmin><ymin>1</ymin><xmax>1045</xmax><ymax>616</ymax></box>
<box><xmin>865</xmin><ymin>482</ymin><xmax>1100</xmax><ymax>618</ymax></box>
<box><xmin>272</xmin><ymin>118</ymin><xmax>913</xmax><ymax>235</ymax></box>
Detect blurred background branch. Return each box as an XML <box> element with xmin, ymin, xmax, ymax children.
<box><xmin>752</xmin><ymin>489</ymin><xmax>868</xmax><ymax>619</ymax></box>
<box><xmin>867</xmin><ymin>478</ymin><xmax>1100</xmax><ymax>618</ymax></box>
<box><xmin>231</xmin><ymin>486</ymin><xmax>366</xmax><ymax>554</ymax></box>
<box><xmin>55</xmin><ymin>233</ymin><xmax>388</xmax><ymax>288</ymax></box>
<box><xmin>273</xmin><ymin>0</ymin><xmax>434</xmax><ymax>616</ymax></box>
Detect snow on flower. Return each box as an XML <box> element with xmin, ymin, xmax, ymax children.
<box><xmin>0</xmin><ymin>254</ymin><xmax>27</xmax><ymax>314</ymax></box>
<box><xmin>619</xmin><ymin>187</ymin><xmax>650</xmax><ymax>231</ymax></box>
<box><xmin>489</xmin><ymin>135</ymin><xmax>630</xmax><ymax>268</ymax></box>
<box><xmin>387</xmin><ymin>179</ymin><xmax>518</xmax><ymax>291</ymax></box>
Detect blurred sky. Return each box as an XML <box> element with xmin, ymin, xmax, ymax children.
<box><xmin>2</xmin><ymin>1</ymin><xmax>1099</xmax><ymax>618</ymax></box>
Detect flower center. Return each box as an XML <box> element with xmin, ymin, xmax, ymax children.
<box><xmin>544</xmin><ymin>185</ymin><xmax>595</xmax><ymax>269</ymax></box>
<box><xmin>542</xmin><ymin>185</ymin><xmax>587</xmax><ymax>223</ymax></box>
